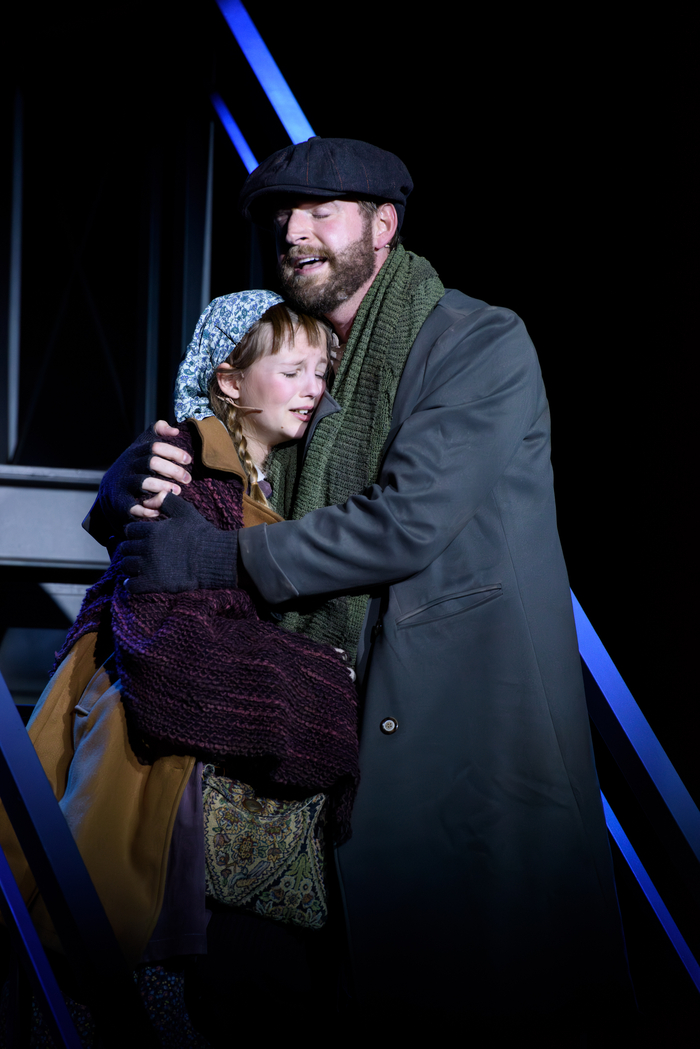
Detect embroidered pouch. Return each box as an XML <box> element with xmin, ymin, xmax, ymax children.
<box><xmin>202</xmin><ymin>766</ymin><xmax>328</xmax><ymax>930</ymax></box>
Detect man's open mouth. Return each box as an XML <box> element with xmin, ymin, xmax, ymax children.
<box><xmin>293</xmin><ymin>255</ymin><xmax>327</xmax><ymax>271</ymax></box>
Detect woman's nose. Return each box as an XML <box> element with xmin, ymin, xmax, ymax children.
<box><xmin>304</xmin><ymin>373</ymin><xmax>325</xmax><ymax>399</ymax></box>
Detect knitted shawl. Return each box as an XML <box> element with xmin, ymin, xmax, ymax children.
<box><xmin>55</xmin><ymin>425</ymin><xmax>360</xmax><ymax>842</ymax></box>
<box><xmin>265</xmin><ymin>246</ymin><xmax>444</xmax><ymax>660</ymax></box>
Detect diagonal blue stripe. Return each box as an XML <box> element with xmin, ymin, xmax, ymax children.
<box><xmin>572</xmin><ymin>592</ymin><xmax>700</xmax><ymax>863</ymax></box>
<box><xmin>217</xmin><ymin>0</ymin><xmax>315</xmax><ymax>145</ymax></box>
<box><xmin>0</xmin><ymin>846</ymin><xmax>83</xmax><ymax>1048</ymax></box>
<box><xmin>602</xmin><ymin>793</ymin><xmax>700</xmax><ymax>991</ymax></box>
<box><xmin>210</xmin><ymin>93</ymin><xmax>258</xmax><ymax>174</ymax></box>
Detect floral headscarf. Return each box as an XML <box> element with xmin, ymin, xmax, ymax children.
<box><xmin>174</xmin><ymin>290</ymin><xmax>284</xmax><ymax>422</ymax></box>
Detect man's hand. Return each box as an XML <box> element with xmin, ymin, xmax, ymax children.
<box><xmin>120</xmin><ymin>494</ymin><xmax>238</xmax><ymax>594</ymax></box>
<box><xmin>96</xmin><ymin>420</ymin><xmax>193</xmax><ymax>528</ymax></box>
<box><xmin>131</xmin><ymin>420</ymin><xmax>193</xmax><ymax>519</ymax></box>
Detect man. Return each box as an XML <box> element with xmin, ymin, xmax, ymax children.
<box><xmin>96</xmin><ymin>138</ymin><xmax>631</xmax><ymax>1028</ymax></box>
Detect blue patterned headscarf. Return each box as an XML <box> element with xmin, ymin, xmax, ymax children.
<box><xmin>174</xmin><ymin>290</ymin><xmax>284</xmax><ymax>422</ymax></box>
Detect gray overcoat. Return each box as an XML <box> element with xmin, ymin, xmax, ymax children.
<box><xmin>239</xmin><ymin>290</ymin><xmax>631</xmax><ymax>1014</ymax></box>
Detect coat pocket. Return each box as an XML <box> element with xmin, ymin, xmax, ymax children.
<box><xmin>395</xmin><ymin>584</ymin><xmax>502</xmax><ymax>629</ymax></box>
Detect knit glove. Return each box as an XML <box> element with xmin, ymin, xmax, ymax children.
<box><xmin>120</xmin><ymin>494</ymin><xmax>238</xmax><ymax>594</ymax></box>
<box><xmin>97</xmin><ymin>424</ymin><xmax>167</xmax><ymax>528</ymax></box>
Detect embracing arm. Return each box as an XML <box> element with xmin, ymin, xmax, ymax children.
<box><xmin>240</xmin><ymin>305</ymin><xmax>546</xmax><ymax>603</ymax></box>
<box><xmin>112</xmin><ymin>305</ymin><xmax>546</xmax><ymax>598</ymax></box>
<box><xmin>83</xmin><ymin>421</ymin><xmax>193</xmax><ymax>549</ymax></box>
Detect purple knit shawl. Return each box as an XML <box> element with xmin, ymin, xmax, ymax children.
<box><xmin>56</xmin><ymin>425</ymin><xmax>360</xmax><ymax>841</ymax></box>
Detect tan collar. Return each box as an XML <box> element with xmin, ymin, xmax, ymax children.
<box><xmin>191</xmin><ymin>416</ymin><xmax>246</xmax><ymax>480</ymax></box>
<box><xmin>190</xmin><ymin>415</ymin><xmax>282</xmax><ymax>526</ymax></box>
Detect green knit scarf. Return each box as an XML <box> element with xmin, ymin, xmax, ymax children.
<box><xmin>265</xmin><ymin>246</ymin><xmax>445</xmax><ymax>660</ymax></box>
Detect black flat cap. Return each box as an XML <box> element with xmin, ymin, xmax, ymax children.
<box><xmin>239</xmin><ymin>137</ymin><xmax>413</xmax><ymax>230</ymax></box>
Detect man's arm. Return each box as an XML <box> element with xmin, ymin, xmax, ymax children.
<box><xmin>240</xmin><ymin>305</ymin><xmax>544</xmax><ymax>603</ymax></box>
<box><xmin>117</xmin><ymin>305</ymin><xmax>544</xmax><ymax>598</ymax></box>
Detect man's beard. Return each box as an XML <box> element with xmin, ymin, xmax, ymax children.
<box><xmin>277</xmin><ymin>221</ymin><xmax>376</xmax><ymax>316</ymax></box>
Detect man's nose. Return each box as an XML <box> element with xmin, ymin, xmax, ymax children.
<box><xmin>285</xmin><ymin>209</ymin><xmax>310</xmax><ymax>243</ymax></box>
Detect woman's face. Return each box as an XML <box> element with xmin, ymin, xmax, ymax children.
<box><xmin>217</xmin><ymin>328</ymin><xmax>328</xmax><ymax>465</ymax></box>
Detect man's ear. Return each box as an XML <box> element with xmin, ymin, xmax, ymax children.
<box><xmin>216</xmin><ymin>366</ymin><xmax>241</xmax><ymax>400</ymax></box>
<box><xmin>373</xmin><ymin>203</ymin><xmax>398</xmax><ymax>251</ymax></box>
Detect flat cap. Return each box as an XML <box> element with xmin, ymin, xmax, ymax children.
<box><xmin>239</xmin><ymin>137</ymin><xmax>413</xmax><ymax>230</ymax></box>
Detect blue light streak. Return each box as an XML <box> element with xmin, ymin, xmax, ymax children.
<box><xmin>0</xmin><ymin>846</ymin><xmax>83</xmax><ymax>1048</ymax></box>
<box><xmin>216</xmin><ymin>0</ymin><xmax>315</xmax><ymax>144</ymax></box>
<box><xmin>573</xmin><ymin>592</ymin><xmax>700</xmax><ymax>863</ymax></box>
<box><xmin>210</xmin><ymin>93</ymin><xmax>258</xmax><ymax>174</ymax></box>
<box><xmin>602</xmin><ymin>793</ymin><xmax>700</xmax><ymax>991</ymax></box>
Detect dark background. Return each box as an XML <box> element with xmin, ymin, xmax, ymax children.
<box><xmin>4</xmin><ymin>1</ymin><xmax>697</xmax><ymax>1035</ymax></box>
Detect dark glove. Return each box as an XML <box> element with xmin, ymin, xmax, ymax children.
<box><xmin>120</xmin><ymin>494</ymin><xmax>238</xmax><ymax>594</ymax></box>
<box><xmin>96</xmin><ymin>424</ymin><xmax>168</xmax><ymax>528</ymax></box>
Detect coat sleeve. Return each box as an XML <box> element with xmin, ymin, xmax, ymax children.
<box><xmin>239</xmin><ymin>305</ymin><xmax>545</xmax><ymax>604</ymax></box>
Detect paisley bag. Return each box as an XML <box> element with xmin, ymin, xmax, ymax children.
<box><xmin>202</xmin><ymin>765</ymin><xmax>328</xmax><ymax>930</ymax></box>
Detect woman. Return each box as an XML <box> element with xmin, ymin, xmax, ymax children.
<box><xmin>1</xmin><ymin>291</ymin><xmax>359</xmax><ymax>1045</ymax></box>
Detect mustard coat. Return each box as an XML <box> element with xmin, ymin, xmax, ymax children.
<box><xmin>0</xmin><ymin>417</ymin><xmax>280</xmax><ymax>964</ymax></box>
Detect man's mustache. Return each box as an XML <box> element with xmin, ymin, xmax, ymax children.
<box><xmin>286</xmin><ymin>249</ymin><xmax>325</xmax><ymax>259</ymax></box>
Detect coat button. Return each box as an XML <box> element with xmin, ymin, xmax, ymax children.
<box><xmin>371</xmin><ymin>619</ymin><xmax>383</xmax><ymax>642</ymax></box>
<box><xmin>380</xmin><ymin>717</ymin><xmax>398</xmax><ymax>735</ymax></box>
<box><xmin>243</xmin><ymin>798</ymin><xmax>264</xmax><ymax>814</ymax></box>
